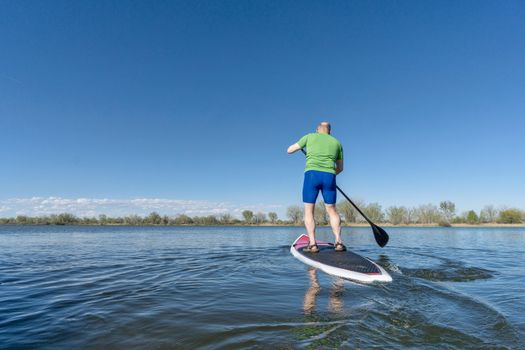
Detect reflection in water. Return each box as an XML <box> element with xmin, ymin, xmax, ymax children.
<box><xmin>303</xmin><ymin>268</ymin><xmax>345</xmax><ymax>315</ymax></box>
<box><xmin>303</xmin><ymin>268</ymin><xmax>320</xmax><ymax>315</ymax></box>
<box><xmin>329</xmin><ymin>278</ymin><xmax>344</xmax><ymax>314</ymax></box>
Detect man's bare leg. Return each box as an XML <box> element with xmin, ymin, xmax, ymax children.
<box><xmin>304</xmin><ymin>203</ymin><xmax>316</xmax><ymax>245</ymax></box>
<box><xmin>325</xmin><ymin>204</ymin><xmax>342</xmax><ymax>244</ymax></box>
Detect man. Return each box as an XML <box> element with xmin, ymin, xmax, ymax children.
<box><xmin>287</xmin><ymin>122</ymin><xmax>345</xmax><ymax>253</ymax></box>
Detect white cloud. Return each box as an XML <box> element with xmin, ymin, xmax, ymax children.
<box><xmin>0</xmin><ymin>197</ymin><xmax>283</xmax><ymax>218</ymax></box>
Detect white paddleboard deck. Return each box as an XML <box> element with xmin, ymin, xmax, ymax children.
<box><xmin>291</xmin><ymin>234</ymin><xmax>392</xmax><ymax>283</ymax></box>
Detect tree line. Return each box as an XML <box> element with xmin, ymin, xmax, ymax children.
<box><xmin>0</xmin><ymin>201</ymin><xmax>524</xmax><ymax>226</ymax></box>
<box><xmin>285</xmin><ymin>200</ymin><xmax>524</xmax><ymax>226</ymax></box>
<box><xmin>0</xmin><ymin>211</ymin><xmax>282</xmax><ymax>226</ymax></box>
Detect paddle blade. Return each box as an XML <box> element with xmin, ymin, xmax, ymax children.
<box><xmin>372</xmin><ymin>224</ymin><xmax>389</xmax><ymax>247</ymax></box>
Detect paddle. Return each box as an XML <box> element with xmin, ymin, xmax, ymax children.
<box><xmin>300</xmin><ymin>148</ymin><xmax>389</xmax><ymax>247</ymax></box>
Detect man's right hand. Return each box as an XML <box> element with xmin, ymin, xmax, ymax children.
<box><xmin>287</xmin><ymin>143</ymin><xmax>301</xmax><ymax>154</ymax></box>
<box><xmin>335</xmin><ymin>160</ymin><xmax>344</xmax><ymax>174</ymax></box>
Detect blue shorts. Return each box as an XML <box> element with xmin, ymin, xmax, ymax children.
<box><xmin>302</xmin><ymin>170</ymin><xmax>337</xmax><ymax>204</ymax></box>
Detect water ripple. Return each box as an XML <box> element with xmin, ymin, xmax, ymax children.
<box><xmin>0</xmin><ymin>226</ymin><xmax>524</xmax><ymax>349</ymax></box>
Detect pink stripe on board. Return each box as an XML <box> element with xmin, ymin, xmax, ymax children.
<box><xmin>294</xmin><ymin>234</ymin><xmax>331</xmax><ymax>248</ymax></box>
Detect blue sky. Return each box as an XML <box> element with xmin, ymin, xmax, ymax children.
<box><xmin>1</xmin><ymin>1</ymin><xmax>524</xmax><ymax>217</ymax></box>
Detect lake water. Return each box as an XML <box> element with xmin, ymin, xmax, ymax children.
<box><xmin>0</xmin><ymin>225</ymin><xmax>524</xmax><ymax>349</ymax></box>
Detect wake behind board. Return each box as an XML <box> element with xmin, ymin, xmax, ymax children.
<box><xmin>291</xmin><ymin>234</ymin><xmax>392</xmax><ymax>283</ymax></box>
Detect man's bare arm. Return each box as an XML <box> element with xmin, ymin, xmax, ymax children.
<box><xmin>335</xmin><ymin>160</ymin><xmax>344</xmax><ymax>174</ymax></box>
<box><xmin>287</xmin><ymin>143</ymin><xmax>301</xmax><ymax>154</ymax></box>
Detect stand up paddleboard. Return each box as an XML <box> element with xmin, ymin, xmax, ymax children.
<box><xmin>290</xmin><ymin>234</ymin><xmax>392</xmax><ymax>283</ymax></box>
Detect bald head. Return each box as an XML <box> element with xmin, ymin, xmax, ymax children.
<box><xmin>317</xmin><ymin>122</ymin><xmax>331</xmax><ymax>134</ymax></box>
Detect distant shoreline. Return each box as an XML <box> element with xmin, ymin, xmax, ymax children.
<box><xmin>2</xmin><ymin>204</ymin><xmax>523</xmax><ymax>227</ymax></box>
<box><xmin>1</xmin><ymin>223</ymin><xmax>524</xmax><ymax>228</ymax></box>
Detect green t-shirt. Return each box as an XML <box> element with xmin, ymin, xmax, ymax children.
<box><xmin>297</xmin><ymin>133</ymin><xmax>343</xmax><ymax>174</ymax></box>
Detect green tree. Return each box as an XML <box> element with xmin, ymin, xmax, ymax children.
<box><xmin>439</xmin><ymin>201</ymin><xmax>456</xmax><ymax>224</ymax></box>
<box><xmin>113</xmin><ymin>216</ymin><xmax>125</xmax><ymax>225</ymax></box>
<box><xmin>191</xmin><ymin>215</ymin><xmax>217</xmax><ymax>225</ymax></box>
<box><xmin>56</xmin><ymin>213</ymin><xmax>79</xmax><ymax>225</ymax></box>
<box><xmin>16</xmin><ymin>215</ymin><xmax>29</xmax><ymax>224</ymax></box>
<box><xmin>466</xmin><ymin>210</ymin><xmax>479</xmax><ymax>224</ymax></box>
<box><xmin>452</xmin><ymin>215</ymin><xmax>465</xmax><ymax>224</ymax></box>
<box><xmin>98</xmin><ymin>214</ymin><xmax>108</xmax><ymax>225</ymax></box>
<box><xmin>191</xmin><ymin>216</ymin><xmax>203</xmax><ymax>225</ymax></box>
<box><xmin>124</xmin><ymin>215</ymin><xmax>143</xmax><ymax>225</ymax></box>
<box><xmin>81</xmin><ymin>216</ymin><xmax>98</xmax><ymax>225</ymax></box>
<box><xmin>287</xmin><ymin>205</ymin><xmax>303</xmax><ymax>224</ymax></box>
<box><xmin>497</xmin><ymin>209</ymin><xmax>523</xmax><ymax>224</ymax></box>
<box><xmin>242</xmin><ymin>210</ymin><xmax>254</xmax><ymax>224</ymax></box>
<box><xmin>203</xmin><ymin>215</ymin><xmax>219</xmax><ymax>225</ymax></box>
<box><xmin>146</xmin><ymin>212</ymin><xmax>162</xmax><ymax>225</ymax></box>
<box><xmin>268</xmin><ymin>212</ymin><xmax>278</xmax><ymax>224</ymax></box>
<box><xmin>386</xmin><ymin>206</ymin><xmax>407</xmax><ymax>225</ymax></box>
<box><xmin>172</xmin><ymin>214</ymin><xmax>192</xmax><ymax>225</ymax></box>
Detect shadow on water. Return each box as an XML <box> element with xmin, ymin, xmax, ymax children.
<box><xmin>378</xmin><ymin>253</ymin><xmax>495</xmax><ymax>282</ymax></box>
<box><xmin>401</xmin><ymin>262</ymin><xmax>494</xmax><ymax>282</ymax></box>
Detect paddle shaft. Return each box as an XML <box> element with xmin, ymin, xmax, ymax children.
<box><xmin>335</xmin><ymin>185</ymin><xmax>375</xmax><ymax>225</ymax></box>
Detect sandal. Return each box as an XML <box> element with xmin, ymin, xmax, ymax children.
<box><xmin>303</xmin><ymin>243</ymin><xmax>319</xmax><ymax>253</ymax></box>
<box><xmin>334</xmin><ymin>242</ymin><xmax>346</xmax><ymax>252</ymax></box>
